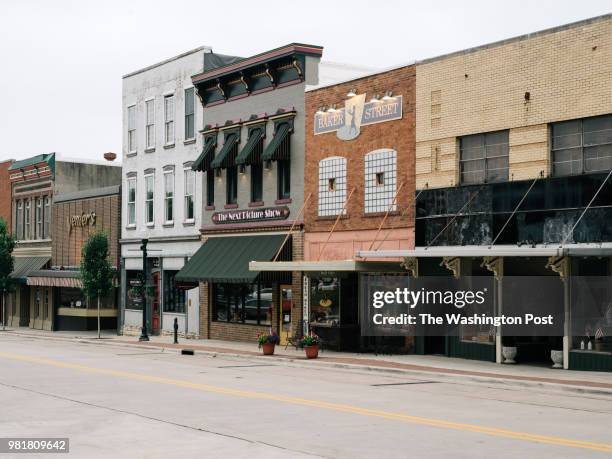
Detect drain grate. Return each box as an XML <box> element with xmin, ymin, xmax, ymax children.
<box><xmin>371</xmin><ymin>381</ymin><xmax>439</xmax><ymax>387</ymax></box>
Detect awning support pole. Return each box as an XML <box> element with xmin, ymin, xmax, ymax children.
<box><xmin>317</xmin><ymin>187</ymin><xmax>356</xmax><ymax>262</ymax></box>
<box><xmin>490</xmin><ymin>174</ymin><xmax>541</xmax><ymax>247</ymax></box>
<box><xmin>272</xmin><ymin>192</ymin><xmax>312</xmax><ymax>262</ymax></box>
<box><xmin>560</xmin><ymin>168</ymin><xmax>612</xmax><ymax>246</ymax></box>
<box><xmin>366</xmin><ymin>181</ymin><xmax>405</xmax><ymax>252</ymax></box>
<box><xmin>426</xmin><ymin>187</ymin><xmax>483</xmax><ymax>249</ymax></box>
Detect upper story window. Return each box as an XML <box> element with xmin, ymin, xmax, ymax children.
<box><xmin>552</xmin><ymin>114</ymin><xmax>612</xmax><ymax>176</ymax></box>
<box><xmin>145</xmin><ymin>173</ymin><xmax>154</xmax><ymax>225</ymax></box>
<box><xmin>24</xmin><ymin>199</ymin><xmax>31</xmax><ymax>240</ymax></box>
<box><xmin>35</xmin><ymin>197</ymin><xmax>43</xmax><ymax>239</ymax></box>
<box><xmin>459</xmin><ymin>130</ymin><xmax>509</xmax><ymax>184</ymax></box>
<box><xmin>127</xmin><ymin>177</ymin><xmax>136</xmax><ymax>227</ymax></box>
<box><xmin>127</xmin><ymin>105</ymin><xmax>137</xmax><ymax>153</ymax></box>
<box><xmin>145</xmin><ymin>99</ymin><xmax>155</xmax><ymax>150</ymax></box>
<box><xmin>277</xmin><ymin>159</ymin><xmax>290</xmax><ymax>200</ymax></box>
<box><xmin>15</xmin><ymin>200</ymin><xmax>23</xmax><ymax>240</ymax></box>
<box><xmin>318</xmin><ymin>157</ymin><xmax>347</xmax><ymax>217</ymax></box>
<box><xmin>43</xmin><ymin>196</ymin><xmax>50</xmax><ymax>238</ymax></box>
<box><xmin>184</xmin><ymin>168</ymin><xmax>195</xmax><ymax>222</ymax></box>
<box><xmin>226</xmin><ymin>166</ymin><xmax>238</xmax><ymax>205</ymax></box>
<box><xmin>184</xmin><ymin>88</ymin><xmax>195</xmax><ymax>140</ymax></box>
<box><xmin>206</xmin><ymin>169</ymin><xmax>215</xmax><ymax>207</ymax></box>
<box><xmin>251</xmin><ymin>163</ymin><xmax>263</xmax><ymax>203</ymax></box>
<box><xmin>365</xmin><ymin>149</ymin><xmax>397</xmax><ymax>213</ymax></box>
<box><xmin>164</xmin><ymin>170</ymin><xmax>174</xmax><ymax>224</ymax></box>
<box><xmin>164</xmin><ymin>95</ymin><xmax>175</xmax><ymax>146</ymax></box>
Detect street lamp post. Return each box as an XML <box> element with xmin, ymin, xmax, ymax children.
<box><xmin>139</xmin><ymin>238</ymin><xmax>149</xmax><ymax>341</ymax></box>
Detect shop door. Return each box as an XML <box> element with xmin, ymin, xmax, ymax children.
<box><xmin>278</xmin><ymin>285</ymin><xmax>292</xmax><ymax>346</ymax></box>
<box><xmin>151</xmin><ymin>272</ymin><xmax>161</xmax><ymax>334</ymax></box>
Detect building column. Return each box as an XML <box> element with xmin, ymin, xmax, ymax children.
<box><xmin>482</xmin><ymin>257</ymin><xmax>504</xmax><ymax>364</ymax></box>
<box><xmin>546</xmin><ymin>256</ymin><xmax>571</xmax><ymax>369</ymax></box>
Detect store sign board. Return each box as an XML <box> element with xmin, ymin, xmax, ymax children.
<box><xmin>314</xmin><ymin>94</ymin><xmax>403</xmax><ymax>140</ymax></box>
<box><xmin>211</xmin><ymin>206</ymin><xmax>290</xmax><ymax>224</ymax></box>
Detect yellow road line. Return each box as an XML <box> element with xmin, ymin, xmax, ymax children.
<box><xmin>1</xmin><ymin>351</ymin><xmax>611</xmax><ymax>453</ymax></box>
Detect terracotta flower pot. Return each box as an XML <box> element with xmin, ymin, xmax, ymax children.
<box><xmin>261</xmin><ymin>342</ymin><xmax>275</xmax><ymax>355</ymax></box>
<box><xmin>304</xmin><ymin>344</ymin><xmax>319</xmax><ymax>359</ymax></box>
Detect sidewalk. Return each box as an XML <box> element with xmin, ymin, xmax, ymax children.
<box><xmin>3</xmin><ymin>327</ymin><xmax>612</xmax><ymax>395</ymax></box>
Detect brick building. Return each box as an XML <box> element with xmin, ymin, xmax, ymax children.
<box><xmin>27</xmin><ymin>186</ymin><xmax>121</xmax><ymax>331</ymax></box>
<box><xmin>362</xmin><ymin>14</ymin><xmax>612</xmax><ymax>371</ymax></box>
<box><xmin>252</xmin><ymin>65</ymin><xmax>417</xmax><ymax>351</ymax></box>
<box><xmin>0</xmin><ymin>159</ymin><xmax>14</xmax><ymax>229</ymax></box>
<box><xmin>6</xmin><ymin>153</ymin><xmax>121</xmax><ymax>330</ymax></box>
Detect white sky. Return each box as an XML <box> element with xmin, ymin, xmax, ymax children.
<box><xmin>1</xmin><ymin>0</ymin><xmax>610</xmax><ymax>162</ymax></box>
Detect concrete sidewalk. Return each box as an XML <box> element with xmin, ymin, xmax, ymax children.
<box><xmin>3</xmin><ymin>327</ymin><xmax>611</xmax><ymax>395</ymax></box>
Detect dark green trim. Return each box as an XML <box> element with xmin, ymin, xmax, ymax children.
<box><xmin>236</xmin><ymin>126</ymin><xmax>264</xmax><ymax>165</ymax></box>
<box><xmin>448</xmin><ymin>336</ymin><xmax>496</xmax><ymax>362</ymax></box>
<box><xmin>262</xmin><ymin>123</ymin><xmax>291</xmax><ymax>162</ymax></box>
<box><xmin>192</xmin><ymin>135</ymin><xmax>216</xmax><ymax>172</ymax></box>
<box><xmin>211</xmin><ymin>133</ymin><xmax>239</xmax><ymax>169</ymax></box>
<box><xmin>569</xmin><ymin>350</ymin><xmax>612</xmax><ymax>371</ymax></box>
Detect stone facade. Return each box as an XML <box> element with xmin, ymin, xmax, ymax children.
<box><xmin>415</xmin><ymin>14</ymin><xmax>612</xmax><ymax>189</ymax></box>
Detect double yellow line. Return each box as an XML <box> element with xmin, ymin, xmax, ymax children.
<box><xmin>1</xmin><ymin>351</ymin><xmax>611</xmax><ymax>453</ymax></box>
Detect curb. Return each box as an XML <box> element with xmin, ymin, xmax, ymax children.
<box><xmin>4</xmin><ymin>330</ymin><xmax>611</xmax><ymax>397</ymax></box>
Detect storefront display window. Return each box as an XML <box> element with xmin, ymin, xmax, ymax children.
<box><xmin>213</xmin><ymin>282</ymin><xmax>272</xmax><ymax>325</ymax></box>
<box><xmin>58</xmin><ymin>288</ymin><xmax>88</xmax><ymax>308</ymax></box>
<box><xmin>163</xmin><ymin>270</ymin><xmax>185</xmax><ymax>313</ymax></box>
<box><xmin>310</xmin><ymin>277</ymin><xmax>340</xmax><ymax>325</ymax></box>
<box><xmin>126</xmin><ymin>270</ymin><xmax>144</xmax><ymax>311</ymax></box>
<box><xmin>571</xmin><ymin>276</ymin><xmax>612</xmax><ymax>354</ymax></box>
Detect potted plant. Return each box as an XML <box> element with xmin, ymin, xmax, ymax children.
<box><xmin>258</xmin><ymin>332</ymin><xmax>280</xmax><ymax>355</ymax></box>
<box><xmin>299</xmin><ymin>334</ymin><xmax>321</xmax><ymax>359</ymax></box>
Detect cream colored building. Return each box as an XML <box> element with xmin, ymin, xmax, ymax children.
<box><xmin>415</xmin><ymin>14</ymin><xmax>612</xmax><ymax>190</ymax></box>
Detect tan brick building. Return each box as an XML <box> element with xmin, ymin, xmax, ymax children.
<box><xmin>415</xmin><ymin>14</ymin><xmax>612</xmax><ymax>189</ymax></box>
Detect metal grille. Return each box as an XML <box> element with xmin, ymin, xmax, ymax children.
<box><xmin>365</xmin><ymin>149</ymin><xmax>397</xmax><ymax>213</ymax></box>
<box><xmin>318</xmin><ymin>156</ymin><xmax>347</xmax><ymax>216</ymax></box>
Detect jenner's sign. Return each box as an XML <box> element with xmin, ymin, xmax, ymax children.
<box><xmin>212</xmin><ymin>206</ymin><xmax>290</xmax><ymax>224</ymax></box>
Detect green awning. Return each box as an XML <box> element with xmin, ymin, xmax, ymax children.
<box><xmin>10</xmin><ymin>256</ymin><xmax>51</xmax><ymax>283</ymax></box>
<box><xmin>261</xmin><ymin>122</ymin><xmax>291</xmax><ymax>161</ymax></box>
<box><xmin>192</xmin><ymin>136</ymin><xmax>216</xmax><ymax>172</ymax></box>
<box><xmin>235</xmin><ymin>127</ymin><xmax>264</xmax><ymax>165</ymax></box>
<box><xmin>175</xmin><ymin>234</ymin><xmax>290</xmax><ymax>283</ymax></box>
<box><xmin>211</xmin><ymin>133</ymin><xmax>239</xmax><ymax>169</ymax></box>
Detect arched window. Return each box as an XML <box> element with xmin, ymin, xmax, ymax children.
<box><xmin>318</xmin><ymin>156</ymin><xmax>347</xmax><ymax>216</ymax></box>
<box><xmin>364</xmin><ymin>149</ymin><xmax>397</xmax><ymax>213</ymax></box>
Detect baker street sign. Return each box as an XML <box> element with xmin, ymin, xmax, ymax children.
<box><xmin>212</xmin><ymin>206</ymin><xmax>290</xmax><ymax>224</ymax></box>
<box><xmin>314</xmin><ymin>94</ymin><xmax>403</xmax><ymax>140</ymax></box>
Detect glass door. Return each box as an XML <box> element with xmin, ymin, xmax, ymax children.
<box><xmin>279</xmin><ymin>285</ymin><xmax>292</xmax><ymax>346</ymax></box>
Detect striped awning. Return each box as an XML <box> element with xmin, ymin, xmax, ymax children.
<box><xmin>27</xmin><ymin>270</ymin><xmax>83</xmax><ymax>288</ymax></box>
<box><xmin>261</xmin><ymin>122</ymin><xmax>291</xmax><ymax>161</ymax></box>
<box><xmin>10</xmin><ymin>256</ymin><xmax>51</xmax><ymax>283</ymax></box>
<box><xmin>235</xmin><ymin>127</ymin><xmax>264</xmax><ymax>165</ymax></box>
<box><xmin>192</xmin><ymin>136</ymin><xmax>216</xmax><ymax>172</ymax></box>
<box><xmin>211</xmin><ymin>133</ymin><xmax>239</xmax><ymax>169</ymax></box>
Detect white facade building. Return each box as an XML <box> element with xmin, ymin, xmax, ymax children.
<box><xmin>120</xmin><ymin>47</ymin><xmax>215</xmax><ymax>337</ymax></box>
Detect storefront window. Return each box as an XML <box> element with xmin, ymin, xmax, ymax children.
<box><xmin>571</xmin><ymin>276</ymin><xmax>612</xmax><ymax>354</ymax></box>
<box><xmin>213</xmin><ymin>282</ymin><xmax>272</xmax><ymax>325</ymax></box>
<box><xmin>163</xmin><ymin>270</ymin><xmax>185</xmax><ymax>313</ymax></box>
<box><xmin>126</xmin><ymin>270</ymin><xmax>144</xmax><ymax>310</ymax></box>
<box><xmin>58</xmin><ymin>288</ymin><xmax>88</xmax><ymax>308</ymax></box>
<box><xmin>310</xmin><ymin>277</ymin><xmax>340</xmax><ymax>325</ymax></box>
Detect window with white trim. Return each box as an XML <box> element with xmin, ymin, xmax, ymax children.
<box><xmin>127</xmin><ymin>177</ymin><xmax>136</xmax><ymax>226</ymax></box>
<box><xmin>145</xmin><ymin>99</ymin><xmax>155</xmax><ymax>149</ymax></box>
<box><xmin>365</xmin><ymin>149</ymin><xmax>397</xmax><ymax>213</ymax></box>
<box><xmin>43</xmin><ymin>196</ymin><xmax>50</xmax><ymax>238</ymax></box>
<box><xmin>145</xmin><ymin>174</ymin><xmax>154</xmax><ymax>225</ymax></box>
<box><xmin>184</xmin><ymin>168</ymin><xmax>195</xmax><ymax>222</ymax></box>
<box><xmin>127</xmin><ymin>105</ymin><xmax>137</xmax><ymax>153</ymax></box>
<box><xmin>318</xmin><ymin>157</ymin><xmax>347</xmax><ymax>217</ymax></box>
<box><xmin>16</xmin><ymin>200</ymin><xmax>23</xmax><ymax>240</ymax></box>
<box><xmin>164</xmin><ymin>170</ymin><xmax>174</xmax><ymax>223</ymax></box>
<box><xmin>184</xmin><ymin>88</ymin><xmax>195</xmax><ymax>140</ymax></box>
<box><xmin>24</xmin><ymin>199</ymin><xmax>31</xmax><ymax>240</ymax></box>
<box><xmin>164</xmin><ymin>95</ymin><xmax>175</xmax><ymax>145</ymax></box>
<box><xmin>35</xmin><ymin>197</ymin><xmax>43</xmax><ymax>239</ymax></box>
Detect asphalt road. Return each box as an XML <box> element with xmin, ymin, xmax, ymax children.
<box><xmin>0</xmin><ymin>333</ymin><xmax>611</xmax><ymax>459</ymax></box>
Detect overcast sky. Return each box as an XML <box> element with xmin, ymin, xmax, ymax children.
<box><xmin>1</xmin><ymin>0</ymin><xmax>610</xmax><ymax>162</ymax></box>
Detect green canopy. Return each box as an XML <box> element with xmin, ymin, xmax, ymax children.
<box><xmin>175</xmin><ymin>235</ymin><xmax>289</xmax><ymax>283</ymax></box>
<box><xmin>261</xmin><ymin>123</ymin><xmax>291</xmax><ymax>161</ymax></box>
<box><xmin>192</xmin><ymin>136</ymin><xmax>216</xmax><ymax>172</ymax></box>
<box><xmin>211</xmin><ymin>133</ymin><xmax>239</xmax><ymax>169</ymax></box>
<box><xmin>10</xmin><ymin>256</ymin><xmax>50</xmax><ymax>283</ymax></box>
<box><xmin>235</xmin><ymin>127</ymin><xmax>264</xmax><ymax>165</ymax></box>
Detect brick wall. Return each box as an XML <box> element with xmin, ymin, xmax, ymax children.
<box><xmin>305</xmin><ymin>65</ymin><xmax>416</xmax><ymax>235</ymax></box>
<box><xmin>52</xmin><ymin>194</ymin><xmax>120</xmax><ymax>268</ymax></box>
<box><xmin>0</xmin><ymin>161</ymin><xmax>13</xmax><ymax>230</ymax></box>
<box><xmin>416</xmin><ymin>15</ymin><xmax>612</xmax><ymax>189</ymax></box>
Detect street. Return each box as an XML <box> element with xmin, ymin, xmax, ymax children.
<box><xmin>0</xmin><ymin>333</ymin><xmax>610</xmax><ymax>458</ymax></box>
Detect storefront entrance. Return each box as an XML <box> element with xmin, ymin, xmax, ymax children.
<box><xmin>279</xmin><ymin>284</ymin><xmax>292</xmax><ymax>346</ymax></box>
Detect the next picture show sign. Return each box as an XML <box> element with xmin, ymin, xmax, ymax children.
<box><xmin>314</xmin><ymin>94</ymin><xmax>403</xmax><ymax>140</ymax></box>
<box><xmin>212</xmin><ymin>206</ymin><xmax>290</xmax><ymax>224</ymax></box>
